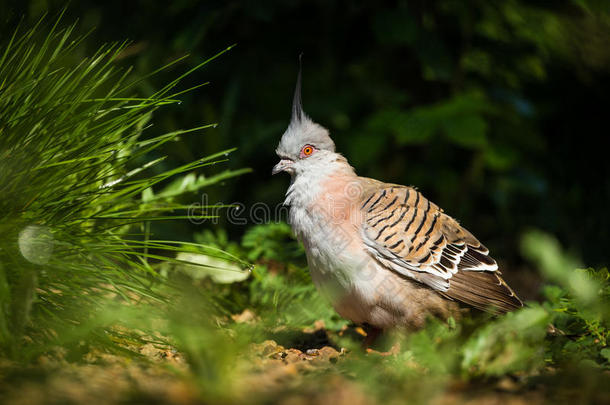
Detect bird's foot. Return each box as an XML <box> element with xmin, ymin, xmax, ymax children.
<box><xmin>365</xmin><ymin>342</ymin><xmax>401</xmax><ymax>356</ymax></box>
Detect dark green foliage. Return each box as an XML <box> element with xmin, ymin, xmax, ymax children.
<box><xmin>184</xmin><ymin>223</ymin><xmax>342</xmax><ymax>330</ymax></box>
<box><xmin>241</xmin><ymin>222</ymin><xmax>303</xmax><ymax>263</ymax></box>
<box><xmin>541</xmin><ymin>269</ymin><xmax>610</xmax><ymax>368</ymax></box>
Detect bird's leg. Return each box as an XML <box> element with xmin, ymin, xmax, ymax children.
<box><xmin>361</xmin><ymin>323</ymin><xmax>383</xmax><ymax>349</ymax></box>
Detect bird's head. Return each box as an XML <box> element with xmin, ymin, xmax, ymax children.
<box><xmin>272</xmin><ymin>62</ymin><xmax>336</xmax><ymax>177</ymax></box>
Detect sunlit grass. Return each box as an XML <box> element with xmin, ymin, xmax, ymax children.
<box><xmin>0</xmin><ymin>13</ymin><xmax>248</xmax><ymax>360</ymax></box>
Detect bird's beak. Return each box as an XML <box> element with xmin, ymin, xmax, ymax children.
<box><xmin>272</xmin><ymin>159</ymin><xmax>294</xmax><ymax>175</ymax></box>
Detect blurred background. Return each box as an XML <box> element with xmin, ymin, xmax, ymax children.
<box><xmin>2</xmin><ymin>0</ymin><xmax>609</xmax><ymax>297</ymax></box>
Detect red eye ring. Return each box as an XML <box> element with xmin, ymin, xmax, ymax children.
<box><xmin>300</xmin><ymin>144</ymin><xmax>315</xmax><ymax>158</ymax></box>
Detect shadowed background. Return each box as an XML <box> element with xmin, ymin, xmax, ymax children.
<box><xmin>2</xmin><ymin>0</ymin><xmax>609</xmax><ymax>299</ymax></box>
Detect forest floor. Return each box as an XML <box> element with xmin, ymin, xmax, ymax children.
<box><xmin>0</xmin><ymin>315</ymin><xmax>573</xmax><ymax>405</ymax></box>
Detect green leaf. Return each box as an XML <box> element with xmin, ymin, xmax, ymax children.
<box><xmin>461</xmin><ymin>306</ymin><xmax>551</xmax><ymax>377</ymax></box>
<box><xmin>167</xmin><ymin>252</ymin><xmax>250</xmax><ymax>284</ymax></box>
<box><xmin>442</xmin><ymin>114</ymin><xmax>488</xmax><ymax>148</ymax></box>
<box><xmin>601</xmin><ymin>348</ymin><xmax>610</xmax><ymax>362</ymax></box>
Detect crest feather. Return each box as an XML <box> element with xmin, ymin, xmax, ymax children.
<box><xmin>291</xmin><ymin>54</ymin><xmax>304</xmax><ymax>125</ymax></box>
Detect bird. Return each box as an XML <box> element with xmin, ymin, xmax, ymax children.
<box><xmin>272</xmin><ymin>64</ymin><xmax>523</xmax><ymax>335</ymax></box>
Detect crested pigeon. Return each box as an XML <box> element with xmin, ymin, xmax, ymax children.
<box><xmin>272</xmin><ymin>66</ymin><xmax>522</xmax><ymax>332</ymax></box>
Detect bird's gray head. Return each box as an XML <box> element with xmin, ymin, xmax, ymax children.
<box><xmin>272</xmin><ymin>63</ymin><xmax>336</xmax><ymax>176</ymax></box>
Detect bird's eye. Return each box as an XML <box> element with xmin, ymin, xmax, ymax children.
<box><xmin>300</xmin><ymin>144</ymin><xmax>315</xmax><ymax>158</ymax></box>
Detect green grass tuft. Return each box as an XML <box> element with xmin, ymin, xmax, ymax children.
<box><xmin>0</xmin><ymin>15</ymin><xmax>247</xmax><ymax>360</ymax></box>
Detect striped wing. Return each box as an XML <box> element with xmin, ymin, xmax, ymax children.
<box><xmin>360</xmin><ymin>185</ymin><xmax>522</xmax><ymax>313</ymax></box>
